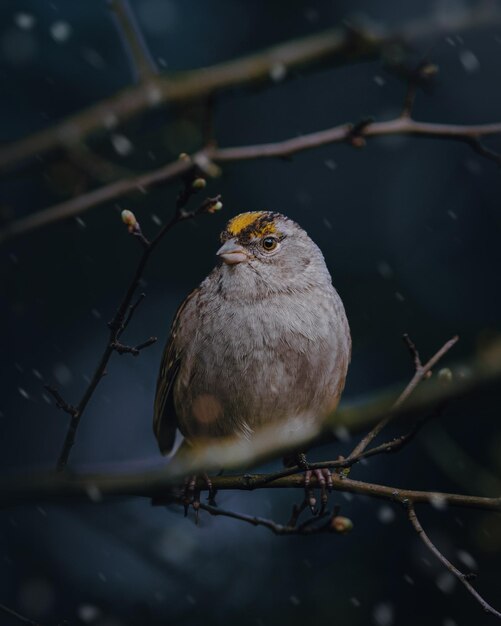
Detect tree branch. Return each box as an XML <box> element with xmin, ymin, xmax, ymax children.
<box><xmin>192</xmin><ymin>500</ymin><xmax>339</xmax><ymax>535</ymax></box>
<box><xmin>407</xmin><ymin>503</ymin><xmax>501</xmax><ymax>620</ymax></box>
<box><xmin>348</xmin><ymin>334</ymin><xmax>458</xmax><ymax>459</ymax></box>
<box><xmin>0</xmin><ymin>4</ymin><xmax>499</xmax><ymax>172</ymax></box>
<box><xmin>49</xmin><ymin>184</ymin><xmax>221</xmax><ymax>472</ymax></box>
<box><xmin>109</xmin><ymin>0</ymin><xmax>158</xmax><ymax>82</ymax></box>
<box><xmin>1</xmin><ymin>469</ymin><xmax>500</xmax><ymax>512</ymax></box>
<box><xmin>3</xmin><ymin>117</ymin><xmax>501</xmax><ymax>242</ymax></box>
<box><xmin>0</xmin><ymin>602</ymin><xmax>42</xmax><ymax>626</ymax></box>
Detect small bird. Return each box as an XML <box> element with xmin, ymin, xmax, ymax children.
<box><xmin>154</xmin><ymin>211</ymin><xmax>351</xmax><ymax>502</ymax></box>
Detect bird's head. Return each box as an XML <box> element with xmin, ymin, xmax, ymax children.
<box><xmin>216</xmin><ymin>211</ymin><xmax>330</xmax><ymax>296</ymax></box>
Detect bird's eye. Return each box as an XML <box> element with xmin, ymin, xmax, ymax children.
<box><xmin>262</xmin><ymin>237</ymin><xmax>278</xmax><ymax>252</ymax></box>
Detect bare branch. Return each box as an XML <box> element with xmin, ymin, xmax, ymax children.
<box><xmin>193</xmin><ymin>500</ymin><xmax>337</xmax><ymax>535</ymax></box>
<box><xmin>108</xmin><ymin>0</ymin><xmax>157</xmax><ymax>82</ymax></box>
<box><xmin>347</xmin><ymin>334</ymin><xmax>458</xmax><ymax>460</ymax></box>
<box><xmin>2</xmin><ymin>465</ymin><xmax>501</xmax><ymax>512</ymax></box>
<box><xmin>253</xmin><ymin>411</ymin><xmax>439</xmax><ymax>488</ymax></box>
<box><xmin>44</xmin><ymin>385</ymin><xmax>77</xmax><ymax>417</ymax></box>
<box><xmin>0</xmin><ymin>602</ymin><xmax>43</xmax><ymax>626</ymax></box>
<box><xmin>407</xmin><ymin>503</ymin><xmax>501</xmax><ymax>620</ymax></box>
<box><xmin>111</xmin><ymin>336</ymin><xmax>157</xmax><ymax>356</ymax></box>
<box><xmin>118</xmin><ymin>292</ymin><xmax>146</xmax><ymax>338</ymax></box>
<box><xmin>54</xmin><ymin>191</ymin><xmax>222</xmax><ymax>472</ymax></box>
<box><xmin>1</xmin><ymin>4</ymin><xmax>499</xmax><ymax>171</ymax></box>
<box><xmin>3</xmin><ymin>117</ymin><xmax>501</xmax><ymax>242</ymax></box>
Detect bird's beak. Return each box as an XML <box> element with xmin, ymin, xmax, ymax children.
<box><xmin>217</xmin><ymin>239</ymin><xmax>248</xmax><ymax>265</ymax></box>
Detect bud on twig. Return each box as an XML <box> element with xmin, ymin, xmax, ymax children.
<box><xmin>438</xmin><ymin>367</ymin><xmax>453</xmax><ymax>383</ymax></box>
<box><xmin>121</xmin><ymin>209</ymin><xmax>149</xmax><ymax>247</ymax></box>
<box><xmin>198</xmin><ymin>196</ymin><xmax>223</xmax><ymax>215</ymax></box>
<box><xmin>192</xmin><ymin>177</ymin><xmax>207</xmax><ymax>190</ymax></box>
<box><xmin>121</xmin><ymin>209</ymin><xmax>138</xmax><ymax>233</ymax></box>
<box><xmin>208</xmin><ymin>200</ymin><xmax>223</xmax><ymax>213</ymax></box>
<box><xmin>330</xmin><ymin>515</ymin><xmax>354</xmax><ymax>534</ymax></box>
<box><xmin>419</xmin><ymin>62</ymin><xmax>439</xmax><ymax>80</ymax></box>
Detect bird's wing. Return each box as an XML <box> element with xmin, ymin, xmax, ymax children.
<box><xmin>153</xmin><ymin>288</ymin><xmax>199</xmax><ymax>455</ymax></box>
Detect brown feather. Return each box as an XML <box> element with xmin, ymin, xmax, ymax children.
<box><xmin>153</xmin><ymin>287</ymin><xmax>199</xmax><ymax>454</ymax></box>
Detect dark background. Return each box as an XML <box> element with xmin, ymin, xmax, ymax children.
<box><xmin>2</xmin><ymin>0</ymin><xmax>501</xmax><ymax>625</ymax></box>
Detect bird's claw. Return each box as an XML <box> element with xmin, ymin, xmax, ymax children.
<box><xmin>303</xmin><ymin>468</ymin><xmax>333</xmax><ymax>516</ymax></box>
<box><xmin>182</xmin><ymin>473</ymin><xmax>216</xmax><ymax>522</ymax></box>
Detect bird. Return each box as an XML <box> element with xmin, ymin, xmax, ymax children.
<box><xmin>153</xmin><ymin>210</ymin><xmax>351</xmax><ymax>508</ymax></box>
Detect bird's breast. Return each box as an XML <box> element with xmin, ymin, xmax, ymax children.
<box><xmin>175</xmin><ymin>286</ymin><xmax>350</xmax><ymax>439</ymax></box>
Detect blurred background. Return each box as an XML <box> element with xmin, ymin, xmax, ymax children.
<box><xmin>2</xmin><ymin>0</ymin><xmax>501</xmax><ymax>624</ymax></box>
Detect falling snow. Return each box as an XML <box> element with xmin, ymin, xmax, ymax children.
<box><xmin>459</xmin><ymin>50</ymin><xmax>480</xmax><ymax>73</ymax></box>
<box><xmin>111</xmin><ymin>133</ymin><xmax>133</xmax><ymax>156</ymax></box>
<box><xmin>103</xmin><ymin>112</ymin><xmax>119</xmax><ymax>130</ymax></box>
<box><xmin>334</xmin><ymin>425</ymin><xmax>350</xmax><ymax>442</ymax></box>
<box><xmin>430</xmin><ymin>493</ymin><xmax>448</xmax><ymax>510</ymax></box>
<box><xmin>53</xmin><ymin>362</ymin><xmax>72</xmax><ymax>385</ymax></box>
<box><xmin>81</xmin><ymin>47</ymin><xmax>105</xmax><ymax>70</ymax></box>
<box><xmin>270</xmin><ymin>62</ymin><xmax>286</xmax><ymax>82</ymax></box>
<box><xmin>373</xmin><ymin>602</ymin><xmax>394</xmax><ymax>626</ymax></box>
<box><xmin>77</xmin><ymin>604</ymin><xmax>101</xmax><ymax>623</ymax></box>
<box><xmin>50</xmin><ymin>20</ymin><xmax>72</xmax><ymax>43</ymax></box>
<box><xmin>377</xmin><ymin>261</ymin><xmax>394</xmax><ymax>279</ymax></box>
<box><xmin>85</xmin><ymin>484</ymin><xmax>103</xmax><ymax>503</ymax></box>
<box><xmin>456</xmin><ymin>549</ymin><xmax>477</xmax><ymax>570</ymax></box>
<box><xmin>378</xmin><ymin>505</ymin><xmax>396</xmax><ymax>524</ymax></box>
<box><xmin>436</xmin><ymin>572</ymin><xmax>456</xmax><ymax>594</ymax></box>
<box><xmin>14</xmin><ymin>13</ymin><xmax>36</xmax><ymax>30</ymax></box>
<box><xmin>146</xmin><ymin>83</ymin><xmax>162</xmax><ymax>105</ymax></box>
<box><xmin>18</xmin><ymin>387</ymin><xmax>29</xmax><ymax>400</ymax></box>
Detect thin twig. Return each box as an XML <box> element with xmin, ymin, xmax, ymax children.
<box><xmin>407</xmin><ymin>503</ymin><xmax>501</xmax><ymax>620</ymax></box>
<box><xmin>3</xmin><ymin>116</ymin><xmax>501</xmax><ymax>242</ymax></box>
<box><xmin>54</xmin><ymin>191</ymin><xmax>221</xmax><ymax>472</ymax></box>
<box><xmin>194</xmin><ymin>501</ymin><xmax>335</xmax><ymax>535</ymax></box>
<box><xmin>2</xmin><ymin>469</ymin><xmax>501</xmax><ymax>513</ymax></box>
<box><xmin>111</xmin><ymin>336</ymin><xmax>157</xmax><ymax>356</ymax></box>
<box><xmin>347</xmin><ymin>335</ymin><xmax>458</xmax><ymax>460</ymax></box>
<box><xmin>2</xmin><ymin>5</ymin><xmax>499</xmax><ymax>171</ymax></box>
<box><xmin>0</xmin><ymin>602</ymin><xmax>43</xmax><ymax>626</ymax></box>
<box><xmin>44</xmin><ymin>385</ymin><xmax>77</xmax><ymax>417</ymax></box>
<box><xmin>108</xmin><ymin>0</ymin><xmax>157</xmax><ymax>82</ymax></box>
<box><xmin>118</xmin><ymin>292</ymin><xmax>146</xmax><ymax>338</ymax></box>
<box><xmin>254</xmin><ymin>412</ymin><xmax>438</xmax><ymax>488</ymax></box>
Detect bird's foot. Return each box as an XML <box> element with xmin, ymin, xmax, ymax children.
<box><xmin>303</xmin><ymin>468</ymin><xmax>333</xmax><ymax>516</ymax></box>
<box><xmin>182</xmin><ymin>473</ymin><xmax>217</xmax><ymax>523</ymax></box>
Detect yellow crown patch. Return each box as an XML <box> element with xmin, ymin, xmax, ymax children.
<box><xmin>226</xmin><ymin>212</ymin><xmax>277</xmax><ymax>238</ymax></box>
